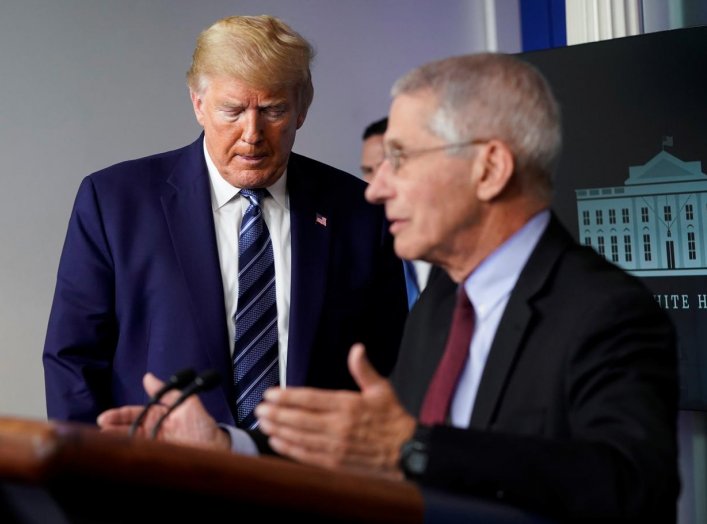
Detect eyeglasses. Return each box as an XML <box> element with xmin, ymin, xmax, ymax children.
<box><xmin>384</xmin><ymin>139</ymin><xmax>488</xmax><ymax>173</ymax></box>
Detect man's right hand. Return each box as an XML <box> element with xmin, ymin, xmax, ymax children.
<box><xmin>97</xmin><ymin>372</ymin><xmax>230</xmax><ymax>452</ymax></box>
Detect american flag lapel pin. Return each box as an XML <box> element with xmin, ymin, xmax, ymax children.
<box><xmin>315</xmin><ymin>213</ymin><xmax>327</xmax><ymax>227</ymax></box>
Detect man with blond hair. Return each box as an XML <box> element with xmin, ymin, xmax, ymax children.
<box><xmin>43</xmin><ymin>15</ymin><xmax>407</xmax><ymax>453</ymax></box>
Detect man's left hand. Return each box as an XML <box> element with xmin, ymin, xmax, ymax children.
<box><xmin>255</xmin><ymin>343</ymin><xmax>416</xmax><ymax>478</ymax></box>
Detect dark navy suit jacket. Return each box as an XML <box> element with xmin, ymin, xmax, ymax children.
<box><xmin>43</xmin><ymin>136</ymin><xmax>407</xmax><ymax>425</ymax></box>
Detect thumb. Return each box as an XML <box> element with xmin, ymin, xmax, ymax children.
<box><xmin>348</xmin><ymin>343</ymin><xmax>385</xmax><ymax>392</ymax></box>
<box><xmin>143</xmin><ymin>372</ymin><xmax>167</xmax><ymax>399</ymax></box>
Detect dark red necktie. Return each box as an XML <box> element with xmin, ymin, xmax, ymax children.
<box><xmin>419</xmin><ymin>287</ymin><xmax>475</xmax><ymax>425</ymax></box>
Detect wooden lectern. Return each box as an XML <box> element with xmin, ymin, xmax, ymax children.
<box><xmin>0</xmin><ymin>417</ymin><xmax>423</xmax><ymax>523</ymax></box>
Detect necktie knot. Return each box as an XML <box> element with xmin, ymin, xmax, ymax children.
<box><xmin>456</xmin><ymin>288</ymin><xmax>473</xmax><ymax>316</ymax></box>
<box><xmin>241</xmin><ymin>188</ymin><xmax>268</xmax><ymax>207</ymax></box>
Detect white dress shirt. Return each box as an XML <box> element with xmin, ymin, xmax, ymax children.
<box><xmin>412</xmin><ymin>259</ymin><xmax>432</xmax><ymax>292</ymax></box>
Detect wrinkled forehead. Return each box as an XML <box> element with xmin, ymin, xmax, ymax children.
<box><xmin>200</xmin><ymin>72</ymin><xmax>297</xmax><ymax>96</ymax></box>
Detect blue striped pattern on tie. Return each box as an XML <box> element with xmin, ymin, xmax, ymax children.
<box><xmin>233</xmin><ymin>188</ymin><xmax>278</xmax><ymax>429</ymax></box>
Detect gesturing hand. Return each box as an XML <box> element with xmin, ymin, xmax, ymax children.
<box><xmin>256</xmin><ymin>343</ymin><xmax>416</xmax><ymax>477</ymax></box>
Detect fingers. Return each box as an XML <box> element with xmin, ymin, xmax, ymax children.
<box><xmin>98</xmin><ymin>372</ymin><xmax>221</xmax><ymax>448</ymax></box>
<box><xmin>262</xmin><ymin>386</ymin><xmax>357</xmax><ymax>412</ymax></box>
<box><xmin>257</xmin><ymin>389</ymin><xmax>363</xmax><ymax>432</ymax></box>
<box><xmin>97</xmin><ymin>405</ymin><xmax>144</xmax><ymax>432</ymax></box>
<box><xmin>259</xmin><ymin>417</ymin><xmax>375</xmax><ymax>458</ymax></box>
<box><xmin>97</xmin><ymin>372</ymin><xmax>179</xmax><ymax>438</ymax></box>
<box><xmin>257</xmin><ymin>388</ymin><xmax>360</xmax><ymax>437</ymax></box>
<box><xmin>257</xmin><ymin>389</ymin><xmax>359</xmax><ymax>450</ymax></box>
<box><xmin>260</xmin><ymin>411</ymin><xmax>391</xmax><ymax>472</ymax></box>
<box><xmin>267</xmin><ymin>434</ymin><xmax>387</xmax><ymax>471</ymax></box>
<box><xmin>256</xmin><ymin>385</ymin><xmax>395</xmax><ymax>471</ymax></box>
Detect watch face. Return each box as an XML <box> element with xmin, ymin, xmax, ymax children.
<box><xmin>408</xmin><ymin>448</ymin><xmax>428</xmax><ymax>474</ymax></box>
<box><xmin>402</xmin><ymin>439</ymin><xmax>428</xmax><ymax>477</ymax></box>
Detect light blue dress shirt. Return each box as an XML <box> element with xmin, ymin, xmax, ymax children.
<box><xmin>450</xmin><ymin>210</ymin><xmax>550</xmax><ymax>427</ymax></box>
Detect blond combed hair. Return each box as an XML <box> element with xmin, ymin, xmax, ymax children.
<box><xmin>187</xmin><ymin>15</ymin><xmax>315</xmax><ymax>112</ymax></box>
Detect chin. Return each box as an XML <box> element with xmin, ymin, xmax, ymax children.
<box><xmin>393</xmin><ymin>241</ymin><xmax>420</xmax><ymax>263</ymax></box>
<box><xmin>225</xmin><ymin>169</ymin><xmax>279</xmax><ymax>188</ymax></box>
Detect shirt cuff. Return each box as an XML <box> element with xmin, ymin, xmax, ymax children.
<box><xmin>219</xmin><ymin>423</ymin><xmax>259</xmax><ymax>456</ymax></box>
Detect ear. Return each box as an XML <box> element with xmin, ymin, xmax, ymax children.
<box><xmin>190</xmin><ymin>89</ymin><xmax>206</xmax><ymax>127</ymax></box>
<box><xmin>295</xmin><ymin>108</ymin><xmax>307</xmax><ymax>129</ymax></box>
<box><xmin>475</xmin><ymin>140</ymin><xmax>515</xmax><ymax>202</ymax></box>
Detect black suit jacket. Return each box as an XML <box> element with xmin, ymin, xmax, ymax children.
<box><xmin>392</xmin><ymin>214</ymin><xmax>679</xmax><ymax>521</ymax></box>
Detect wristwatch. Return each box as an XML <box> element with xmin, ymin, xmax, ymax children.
<box><xmin>399</xmin><ymin>425</ymin><xmax>431</xmax><ymax>480</ymax></box>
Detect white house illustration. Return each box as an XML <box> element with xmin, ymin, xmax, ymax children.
<box><xmin>575</xmin><ymin>148</ymin><xmax>707</xmax><ymax>277</ymax></box>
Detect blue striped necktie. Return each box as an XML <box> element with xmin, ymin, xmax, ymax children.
<box><xmin>233</xmin><ymin>188</ymin><xmax>279</xmax><ymax>429</ymax></box>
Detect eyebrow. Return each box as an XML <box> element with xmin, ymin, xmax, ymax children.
<box><xmin>218</xmin><ymin>103</ymin><xmax>245</xmax><ymax>110</ymax></box>
<box><xmin>263</xmin><ymin>98</ymin><xmax>288</xmax><ymax>106</ymax></box>
<box><xmin>385</xmin><ymin>138</ymin><xmax>404</xmax><ymax>150</ymax></box>
<box><xmin>218</xmin><ymin>100</ymin><xmax>289</xmax><ymax>110</ymax></box>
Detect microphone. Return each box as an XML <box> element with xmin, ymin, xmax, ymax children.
<box><xmin>149</xmin><ymin>369</ymin><xmax>222</xmax><ymax>440</ymax></box>
<box><xmin>128</xmin><ymin>368</ymin><xmax>197</xmax><ymax>437</ymax></box>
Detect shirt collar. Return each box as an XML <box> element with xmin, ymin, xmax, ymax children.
<box><xmin>463</xmin><ymin>210</ymin><xmax>550</xmax><ymax>319</ymax></box>
<box><xmin>204</xmin><ymin>138</ymin><xmax>288</xmax><ymax>210</ymax></box>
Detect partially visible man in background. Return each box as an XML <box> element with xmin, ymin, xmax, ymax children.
<box><xmin>44</xmin><ymin>14</ymin><xmax>407</xmax><ymax>453</ymax></box>
<box><xmin>361</xmin><ymin>116</ymin><xmax>431</xmax><ymax>307</ymax></box>
<box><xmin>360</xmin><ymin>117</ymin><xmax>388</xmax><ymax>183</ymax></box>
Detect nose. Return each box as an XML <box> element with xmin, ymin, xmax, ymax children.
<box><xmin>364</xmin><ymin>157</ymin><xmax>394</xmax><ymax>204</ymax></box>
<box><xmin>241</xmin><ymin>110</ymin><xmax>263</xmax><ymax>144</ymax></box>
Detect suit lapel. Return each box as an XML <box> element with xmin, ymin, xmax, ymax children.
<box><xmin>160</xmin><ymin>137</ymin><xmax>232</xmax><ymax>382</ymax></box>
<box><xmin>470</xmin><ymin>215</ymin><xmax>571</xmax><ymax>428</ymax></box>
<box><xmin>286</xmin><ymin>153</ymin><xmax>330</xmax><ymax>386</ymax></box>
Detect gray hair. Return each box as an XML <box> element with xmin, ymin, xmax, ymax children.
<box><xmin>392</xmin><ymin>53</ymin><xmax>561</xmax><ymax>201</ymax></box>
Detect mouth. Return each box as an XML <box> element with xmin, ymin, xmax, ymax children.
<box><xmin>236</xmin><ymin>152</ymin><xmax>268</xmax><ymax>164</ymax></box>
<box><xmin>388</xmin><ymin>218</ymin><xmax>408</xmax><ymax>235</ymax></box>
